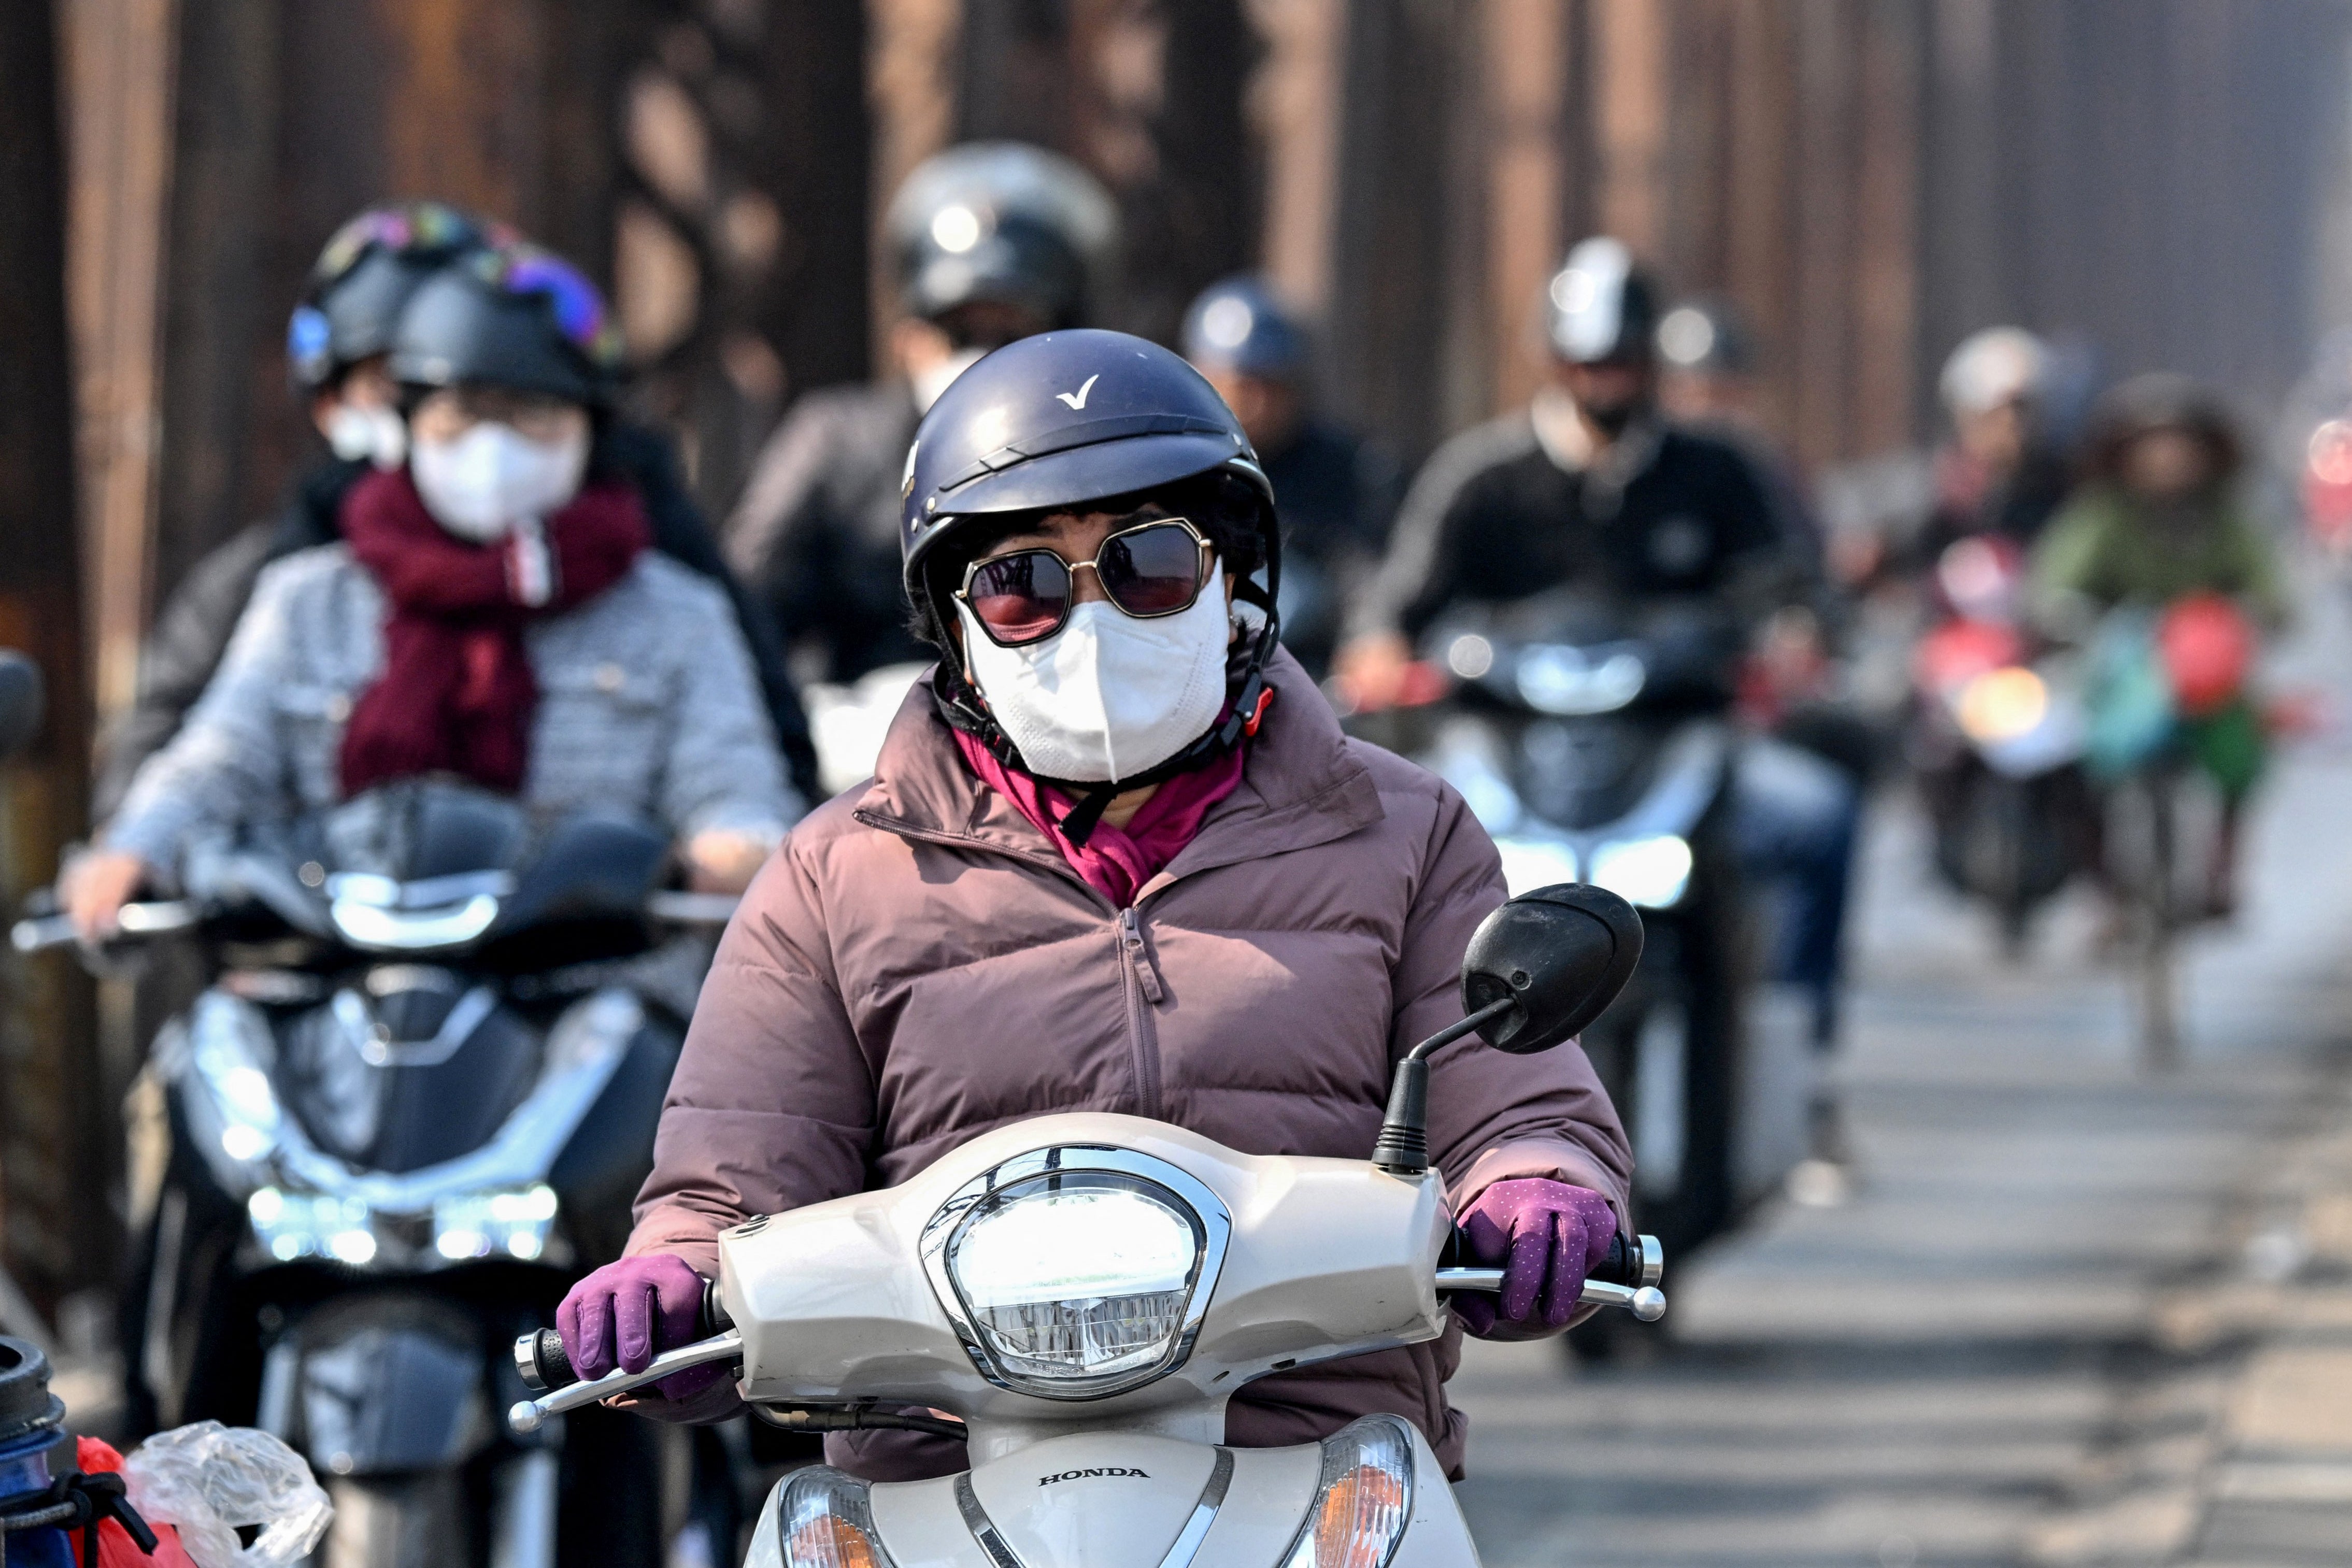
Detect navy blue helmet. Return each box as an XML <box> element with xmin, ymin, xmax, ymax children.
<box><xmin>900</xmin><ymin>329</ymin><xmax>1276</xmax><ymax>596</ymax></box>
<box><xmin>1181</xmin><ymin>275</ymin><xmax>1309</xmax><ymax>380</ymax></box>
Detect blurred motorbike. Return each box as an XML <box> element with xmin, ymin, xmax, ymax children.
<box><xmin>2082</xmin><ymin>593</ymin><xmax>2259</xmax><ymax>1068</ymax></box>
<box><xmin>1907</xmin><ymin>537</ymin><xmax>2093</xmax><ymax>955</ymax></box>
<box><xmin>1352</xmin><ymin>593</ymin><xmax>1792</xmax><ymax>1265</ymax></box>
<box><xmin>13</xmin><ymin>781</ymin><xmax>740</xmax><ymax>1568</ymax></box>
<box><xmin>503</xmin><ymin>888</ymin><xmax>1667</xmax><ymax>1568</ymax></box>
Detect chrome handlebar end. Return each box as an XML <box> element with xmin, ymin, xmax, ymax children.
<box><xmin>503</xmin><ymin>1330</ymin><xmax>745</xmax><ymax>1436</ymax></box>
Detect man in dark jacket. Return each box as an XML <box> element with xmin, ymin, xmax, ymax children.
<box><xmin>724</xmin><ymin>143</ymin><xmax>1116</xmax><ymax>687</ymax></box>
<box><xmin>1341</xmin><ymin>241</ymin><xmax>1791</xmax><ymax>689</ymax></box>
<box><xmin>1181</xmin><ymin>276</ymin><xmax>1400</xmax><ymax>680</ymax></box>
<box><xmin>1339</xmin><ymin>238</ymin><xmax>1861</xmax><ymax>1076</ymax></box>
<box><xmin>94</xmin><ymin>202</ymin><xmax>818</xmax><ymax>816</ymax></box>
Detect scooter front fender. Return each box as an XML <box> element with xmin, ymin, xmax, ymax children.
<box><xmin>747</xmin><ymin>1425</ymin><xmax>1478</xmax><ymax>1567</ymax></box>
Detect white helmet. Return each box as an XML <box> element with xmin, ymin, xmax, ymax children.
<box><xmin>1939</xmin><ymin>326</ymin><xmax>2048</xmax><ymax>418</ymax></box>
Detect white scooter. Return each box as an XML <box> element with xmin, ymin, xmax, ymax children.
<box><xmin>507</xmin><ymin>886</ymin><xmax>1664</xmax><ymax>1567</ymax></box>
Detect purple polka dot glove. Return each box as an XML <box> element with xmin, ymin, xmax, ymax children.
<box><xmin>557</xmin><ymin>1253</ymin><xmax>727</xmax><ymax>1402</ymax></box>
<box><xmin>1451</xmin><ymin>1179</ymin><xmax>1619</xmax><ymax>1338</ymax></box>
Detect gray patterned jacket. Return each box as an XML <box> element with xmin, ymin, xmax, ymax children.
<box><xmin>105</xmin><ymin>544</ymin><xmax>802</xmax><ymax>873</ymax></box>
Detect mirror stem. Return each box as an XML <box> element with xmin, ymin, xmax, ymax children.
<box><xmin>1373</xmin><ymin>997</ymin><xmax>1517</xmax><ymax>1176</ymax></box>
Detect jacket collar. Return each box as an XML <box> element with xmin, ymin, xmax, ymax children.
<box><xmin>853</xmin><ymin>646</ymin><xmax>1383</xmax><ymax>900</ymax></box>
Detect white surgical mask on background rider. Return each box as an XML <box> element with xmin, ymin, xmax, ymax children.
<box><xmin>957</xmin><ymin>561</ymin><xmax>1231</xmax><ymax>783</ymax></box>
<box><xmin>911</xmin><ymin>347</ymin><xmax>987</xmax><ymax>415</ymax></box>
<box><xmin>323</xmin><ymin>403</ymin><xmax>408</xmax><ymax>471</ymax></box>
<box><xmin>409</xmin><ymin>421</ymin><xmax>591</xmax><ymax>544</ymax></box>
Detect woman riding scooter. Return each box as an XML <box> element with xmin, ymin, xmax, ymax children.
<box><xmin>2032</xmin><ymin>374</ymin><xmax>2283</xmax><ymax>918</ymax></box>
<box><xmin>63</xmin><ymin>239</ymin><xmax>796</xmax><ymax>935</ymax></box>
<box><xmin>558</xmin><ymin>331</ymin><xmax>1633</xmax><ymax>1486</ymax></box>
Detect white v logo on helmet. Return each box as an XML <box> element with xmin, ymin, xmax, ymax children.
<box><xmin>1055</xmin><ymin>374</ymin><xmax>1100</xmax><ymax>410</ymax></box>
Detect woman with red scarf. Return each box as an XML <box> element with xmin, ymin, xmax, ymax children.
<box><xmin>69</xmin><ymin>246</ymin><xmax>794</xmax><ymax>936</ymax></box>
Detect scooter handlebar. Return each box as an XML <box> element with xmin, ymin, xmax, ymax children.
<box><xmin>510</xmin><ymin>1279</ymin><xmax>735</xmax><ymax>1410</ymax></box>
<box><xmin>1433</xmin><ymin>1230</ymin><xmax>1668</xmax><ymax>1321</ymax></box>
<box><xmin>11</xmin><ymin>900</ymin><xmax>199</xmax><ymax>953</ymax></box>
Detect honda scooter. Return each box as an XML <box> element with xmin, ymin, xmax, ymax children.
<box><xmin>506</xmin><ymin>885</ymin><xmax>1667</xmax><ymax>1568</ymax></box>
<box><xmin>15</xmin><ymin>780</ymin><xmax>739</xmax><ymax>1568</ymax></box>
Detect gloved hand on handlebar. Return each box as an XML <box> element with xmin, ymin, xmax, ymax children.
<box><xmin>1451</xmin><ymin>1179</ymin><xmax>1619</xmax><ymax>1338</ymax></box>
<box><xmin>557</xmin><ymin>1253</ymin><xmax>728</xmax><ymax>1402</ymax></box>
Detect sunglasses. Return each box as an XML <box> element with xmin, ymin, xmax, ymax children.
<box><xmin>957</xmin><ymin>518</ymin><xmax>1215</xmax><ymax>647</ymax></box>
<box><xmin>467</xmin><ymin>245</ymin><xmax>626</xmax><ymax>370</ymax></box>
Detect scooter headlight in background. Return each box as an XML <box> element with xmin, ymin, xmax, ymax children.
<box><xmin>924</xmin><ymin>1148</ymin><xmax>1231</xmax><ymax>1401</ymax></box>
<box><xmin>248</xmin><ymin>1188</ymin><xmax>378</xmax><ymax>1265</ymax></box>
<box><xmin>1587</xmin><ymin>833</ymin><xmax>1694</xmax><ymax>909</ymax></box>
<box><xmin>1492</xmin><ymin>836</ymin><xmax>1578</xmax><ymax>897</ymax></box>
<box><xmin>1278</xmin><ymin>1415</ymin><xmax>1416</xmax><ymax>1568</ymax></box>
<box><xmin>431</xmin><ymin>1185</ymin><xmax>560</xmax><ymax>1261</ymax></box>
<box><xmin>752</xmin><ymin>1466</ymin><xmax>895</xmax><ymax>1568</ymax></box>
<box><xmin>1955</xmin><ymin>665</ymin><xmax>2048</xmax><ymax>745</ymax></box>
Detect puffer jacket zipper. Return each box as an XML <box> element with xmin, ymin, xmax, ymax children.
<box><xmin>1118</xmin><ymin>906</ymin><xmax>1166</xmax><ymax>1118</ymax></box>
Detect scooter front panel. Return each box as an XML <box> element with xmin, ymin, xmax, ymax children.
<box><xmin>876</xmin><ymin>1434</ymin><xmax>1209</xmax><ymax>1566</ymax></box>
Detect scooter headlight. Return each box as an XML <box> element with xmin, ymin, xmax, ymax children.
<box><xmin>1956</xmin><ymin>665</ymin><xmax>2048</xmax><ymax>744</ymax></box>
<box><xmin>1279</xmin><ymin>1415</ymin><xmax>1417</xmax><ymax>1568</ymax></box>
<box><xmin>1588</xmin><ymin>834</ymin><xmax>1694</xmax><ymax>909</ymax></box>
<box><xmin>751</xmin><ymin>1467</ymin><xmax>895</xmax><ymax>1568</ymax></box>
<box><xmin>1492</xmin><ymin>836</ymin><xmax>1578</xmax><ymax>897</ymax></box>
<box><xmin>923</xmin><ymin>1149</ymin><xmax>1229</xmax><ymax>1401</ymax></box>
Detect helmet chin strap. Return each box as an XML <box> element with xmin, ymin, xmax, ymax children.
<box><xmin>934</xmin><ymin>575</ymin><xmax>1282</xmax><ymax>847</ymax></box>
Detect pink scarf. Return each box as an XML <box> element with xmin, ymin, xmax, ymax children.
<box><xmin>953</xmin><ymin>730</ymin><xmax>1248</xmax><ymax>907</ymax></box>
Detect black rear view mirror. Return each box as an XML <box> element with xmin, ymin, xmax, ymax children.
<box><xmin>1373</xmin><ymin>883</ymin><xmax>1645</xmax><ymax>1173</ymax></box>
<box><xmin>1461</xmin><ymin>883</ymin><xmax>1644</xmax><ymax>1053</ymax></box>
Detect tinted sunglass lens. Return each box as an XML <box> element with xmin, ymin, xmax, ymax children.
<box><xmin>968</xmin><ymin>551</ymin><xmax>1071</xmax><ymax>644</ymax></box>
<box><xmin>1102</xmin><ymin>524</ymin><xmax>1206</xmax><ymax>615</ymax></box>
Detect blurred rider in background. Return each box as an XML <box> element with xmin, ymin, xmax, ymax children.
<box><xmin>725</xmin><ymin>143</ymin><xmax>1117</xmax><ymax>688</ymax></box>
<box><xmin>2033</xmin><ymin>374</ymin><xmax>2283</xmax><ymax>918</ymax></box>
<box><xmin>90</xmin><ymin>201</ymin><xmax>818</xmax><ymax>816</ymax></box>
<box><xmin>70</xmin><ymin>241</ymin><xmax>796</xmax><ymax>935</ymax></box>
<box><xmin>1338</xmin><ymin>238</ymin><xmax>1862</xmax><ymax>1162</ymax></box>
<box><xmin>1914</xmin><ymin>326</ymin><xmax>2072</xmax><ymax>573</ymax></box>
<box><xmin>1181</xmin><ymin>276</ymin><xmax>1400</xmax><ymax>680</ymax></box>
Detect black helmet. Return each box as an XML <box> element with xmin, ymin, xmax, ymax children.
<box><xmin>287</xmin><ymin>202</ymin><xmax>501</xmax><ymax>393</ymax></box>
<box><xmin>886</xmin><ymin>143</ymin><xmax>1118</xmax><ymax>335</ymax></box>
<box><xmin>901</xmin><ymin>330</ymin><xmax>1281</xmax><ymax>813</ymax></box>
<box><xmin>1656</xmin><ymin>296</ymin><xmax>1756</xmax><ymax>376</ymax></box>
<box><xmin>2085</xmin><ymin>373</ymin><xmax>2243</xmax><ymax>484</ymax></box>
<box><xmin>1544</xmin><ymin>237</ymin><xmax>1660</xmax><ymax>366</ymax></box>
<box><xmin>1182</xmin><ymin>275</ymin><xmax>1309</xmax><ymax>379</ymax></box>
<box><xmin>388</xmin><ymin>243</ymin><xmax>626</xmax><ymax>407</ymax></box>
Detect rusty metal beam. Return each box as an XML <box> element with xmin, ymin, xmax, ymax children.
<box><xmin>0</xmin><ymin>0</ymin><xmax>103</xmax><ymax>1312</ymax></box>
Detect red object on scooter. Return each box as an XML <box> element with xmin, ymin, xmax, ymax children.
<box><xmin>1913</xmin><ymin>617</ymin><xmax>2024</xmax><ymax>695</ymax></box>
<box><xmin>67</xmin><ymin>1438</ymin><xmax>198</xmax><ymax>1568</ymax></box>
<box><xmin>2156</xmin><ymin>593</ymin><xmax>2254</xmax><ymax>717</ymax></box>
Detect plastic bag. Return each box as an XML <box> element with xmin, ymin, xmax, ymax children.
<box><xmin>121</xmin><ymin>1423</ymin><xmax>331</xmax><ymax>1568</ymax></box>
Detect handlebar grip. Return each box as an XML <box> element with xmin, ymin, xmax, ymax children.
<box><xmin>1590</xmin><ymin>1232</ymin><xmax>1664</xmax><ymax>1288</ymax></box>
<box><xmin>515</xmin><ymin>1329</ymin><xmax>577</xmax><ymax>1394</ymax></box>
<box><xmin>515</xmin><ymin>1277</ymin><xmax>727</xmax><ymax>1395</ymax></box>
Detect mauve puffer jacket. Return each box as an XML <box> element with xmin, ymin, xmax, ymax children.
<box><xmin>626</xmin><ymin>648</ymin><xmax>1633</xmax><ymax>1479</ymax></box>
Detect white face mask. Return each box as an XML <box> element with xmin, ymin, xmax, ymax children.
<box><xmin>911</xmin><ymin>347</ymin><xmax>986</xmax><ymax>415</ymax></box>
<box><xmin>323</xmin><ymin>403</ymin><xmax>408</xmax><ymax>470</ymax></box>
<box><xmin>957</xmin><ymin>560</ymin><xmax>1231</xmax><ymax>784</ymax></box>
<box><xmin>409</xmin><ymin>422</ymin><xmax>590</xmax><ymax>543</ymax></box>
